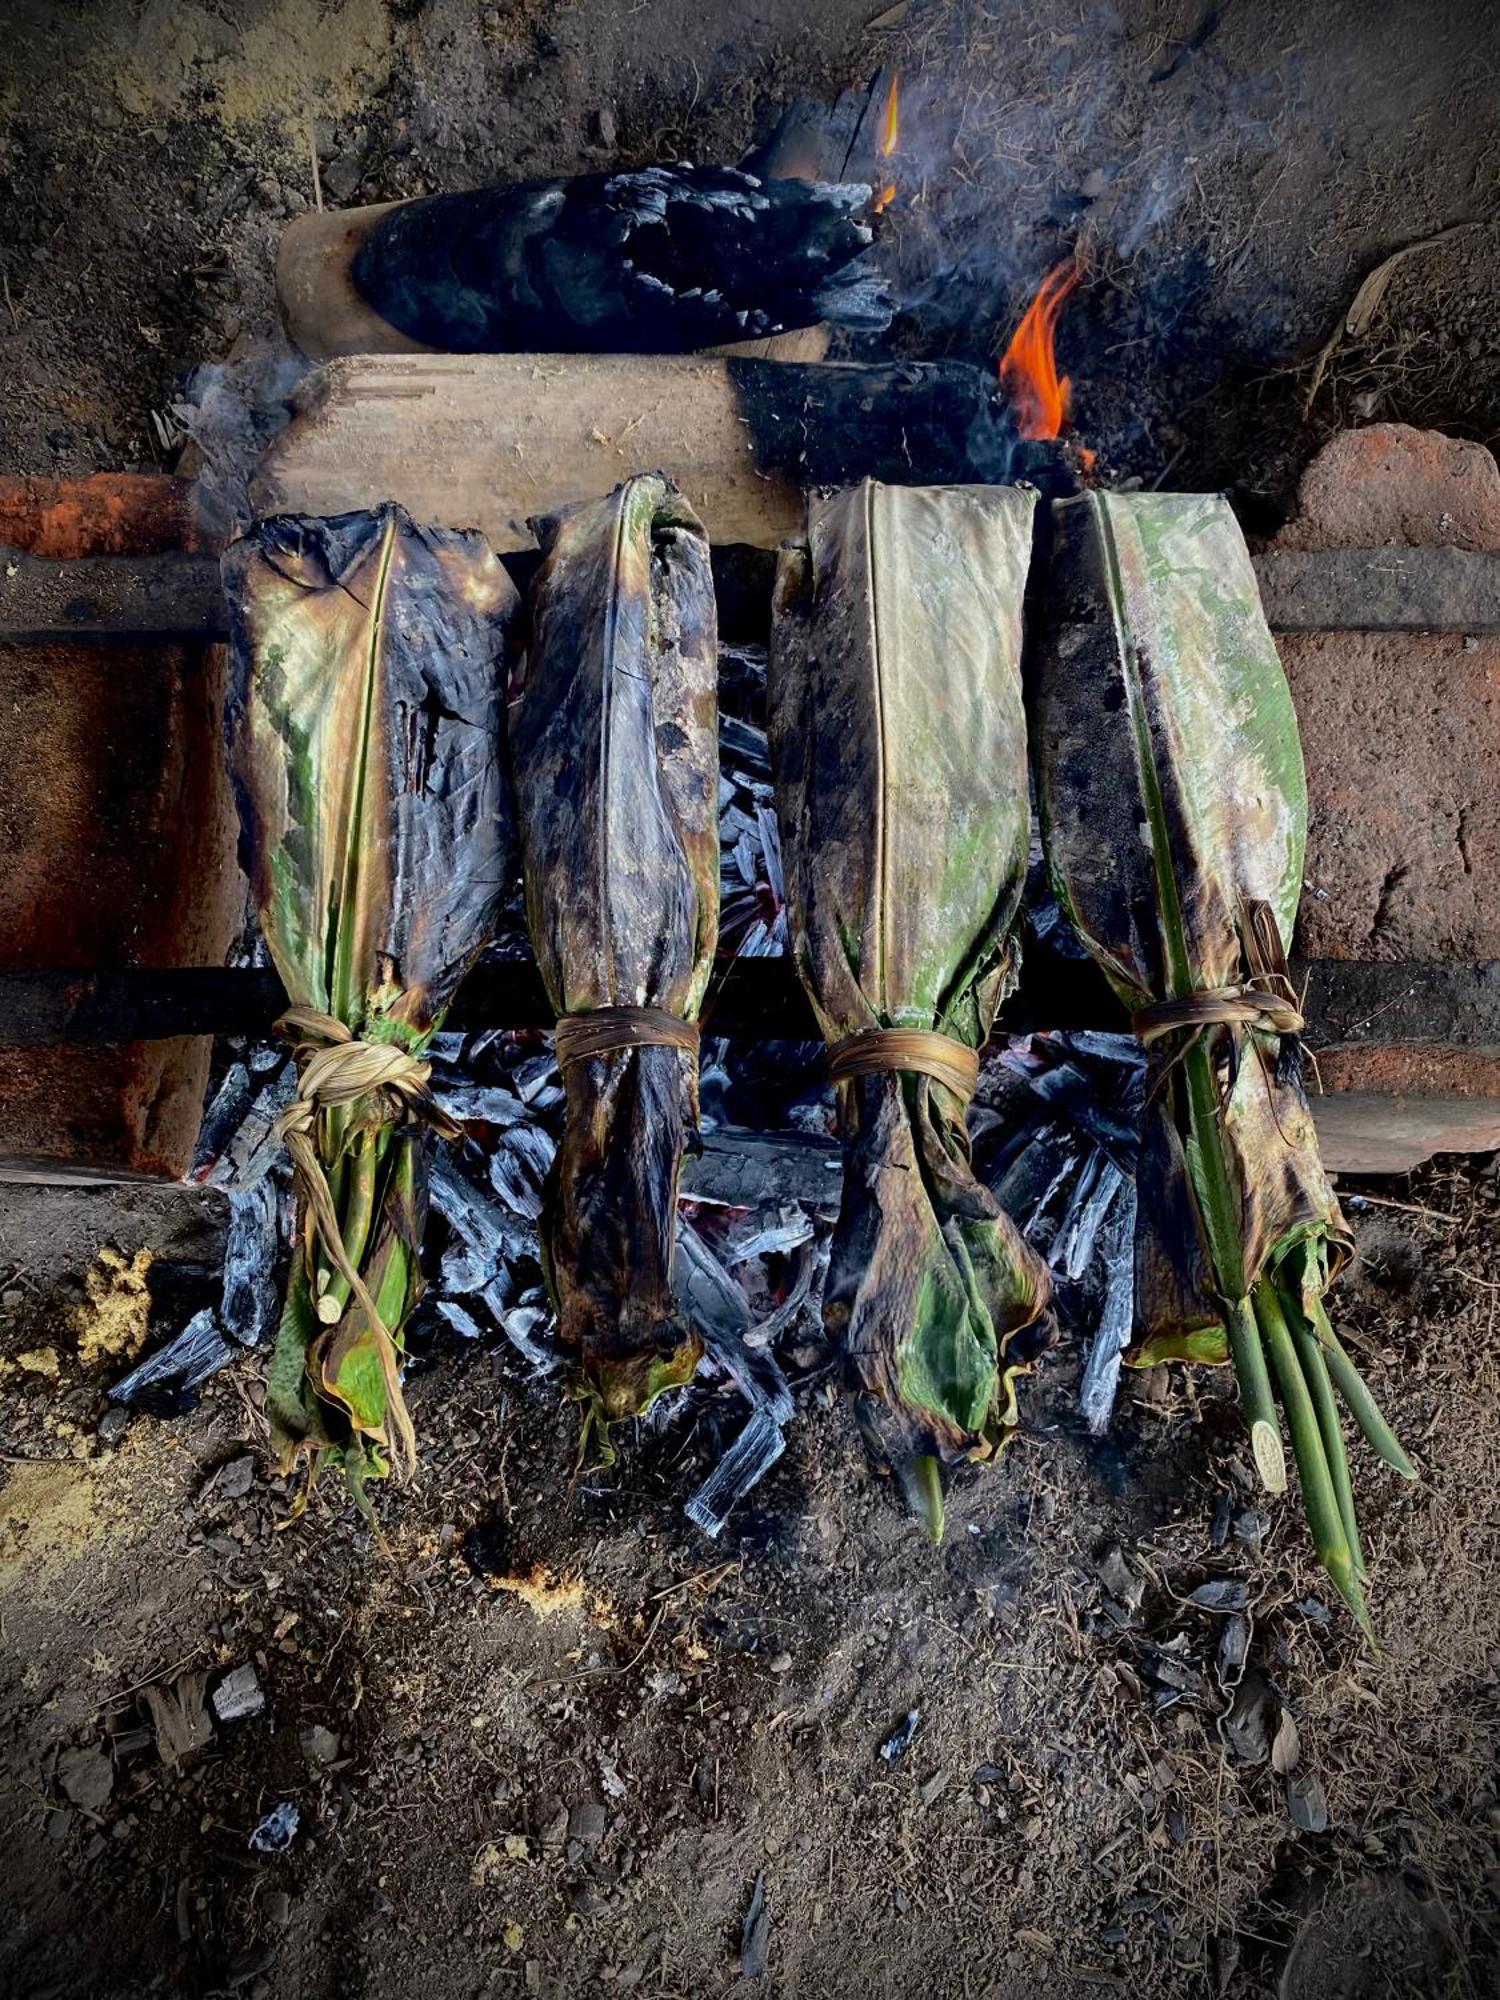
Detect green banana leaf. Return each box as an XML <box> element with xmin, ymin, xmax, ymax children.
<box><xmin>510</xmin><ymin>474</ymin><xmax>719</xmax><ymax>1434</ymax></box>
<box><xmin>223</xmin><ymin>506</ymin><xmax>517</xmax><ymax>1504</ymax></box>
<box><xmin>768</xmin><ymin>481</ymin><xmax>1052</xmax><ymax>1537</ymax></box>
<box><xmin>1033</xmin><ymin>490</ymin><xmax>1409</xmax><ymax>1633</ymax></box>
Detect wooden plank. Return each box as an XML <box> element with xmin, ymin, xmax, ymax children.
<box><xmin>0</xmin><ymin>548</ymin><xmax>226</xmax><ymax>644</ymax></box>
<box><xmin>276</xmin><ymin>203</ymin><xmax>831</xmax><ymax>366</ymax></box>
<box><xmin>251</xmin><ymin>352</ymin><xmax>806</xmax><ymax>553</ymax></box>
<box><xmin>1254</xmin><ymin>545</ymin><xmax>1500</xmax><ymax>632</ymax></box>
<box><xmin>250</xmin><ymin>353</ymin><xmax>1040</xmax><ymax>553</ymax></box>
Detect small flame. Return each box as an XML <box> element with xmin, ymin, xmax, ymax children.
<box><xmin>872</xmin><ymin>75</ymin><xmax>900</xmax><ymax>213</ymax></box>
<box><xmin>879</xmin><ymin>75</ymin><xmax>901</xmax><ymax>157</ymax></box>
<box><xmin>998</xmin><ymin>259</ymin><xmax>1083</xmax><ymax>441</ymax></box>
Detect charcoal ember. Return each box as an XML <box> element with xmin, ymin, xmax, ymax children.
<box><xmin>220</xmin><ymin>1180</ymin><xmax>279</xmax><ymax>1347</ymax></box>
<box><xmin>977</xmin><ymin>1030</ymin><xmax>1146</xmax><ymax>1432</ymax></box>
<box><xmin>352</xmin><ymin>167</ymin><xmax>893</xmax><ymax>354</ymax></box>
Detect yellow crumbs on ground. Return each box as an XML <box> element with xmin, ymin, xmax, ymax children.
<box><xmin>73</xmin><ymin>1245</ymin><xmax>153</xmax><ymax>1369</ymax></box>
<box><xmin>492</xmin><ymin>1565</ymin><xmax>587</xmax><ymax>1618</ymax></box>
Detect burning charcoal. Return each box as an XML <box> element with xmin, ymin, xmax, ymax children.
<box><xmin>1078</xmin><ymin>1179</ymin><xmax>1137</xmax><ymax>1432</ymax></box>
<box><xmin>481</xmin><ymin>1284</ymin><xmax>556</xmax><ymax>1373</ymax></box>
<box><xmin>511</xmin><ymin>475</ymin><xmax>718</xmax><ymax>1440</ymax></box>
<box><xmin>248</xmin><ymin>1802</ymin><xmax>300</xmax><ymax>1854</ymax></box>
<box><xmin>202</xmin><ymin>1066</ymin><xmax>295</xmax><ymax>1192</ymax></box>
<box><xmin>192</xmin><ymin>1060</ymin><xmax>255</xmax><ymax>1177</ymax></box>
<box><xmin>878</xmin><ymin>1710</ymin><xmax>921</xmax><ymax>1763</ymax></box>
<box><xmin>1033</xmin><ymin>492</ymin><xmax>1418</xmax><ymax>1634</ymax></box>
<box><xmin>223</xmin><ymin>506</ymin><xmax>518</xmax><ymax>1506</ymax></box>
<box><xmin>440</xmin><ymin>1242</ymin><xmax>488</xmax><ymax>1296</ymax></box>
<box><xmin>211</xmin><ymin>1664</ymin><xmax>265</xmax><ymax>1726</ymax></box>
<box><xmin>351</xmin><ymin>167</ymin><xmax>892</xmax><ymax>354</ymax></box>
<box><xmin>980</xmin><ymin>1031</ymin><xmax>1145</xmax><ymax>1435</ymax></box>
<box><xmin>768</xmin><ymin>482</ymin><xmax>1050</xmax><ymax>1539</ymax></box>
<box><xmin>434</xmin><ymin>1301</ymin><xmax>483</xmax><ymax>1343</ymax></box>
<box><xmin>429</xmin><ymin>1156</ymin><xmax>535</xmax><ymax>1269</ymax></box>
<box><xmin>684</xmin><ymin>1409</ymin><xmax>787</xmax><ymax>1540</ymax></box>
<box><xmin>487</xmin><ymin>1122</ymin><xmax>556</xmax><ymax>1222</ymax></box>
<box><xmin>673</xmin><ymin>1220</ymin><xmax>794</xmax><ymax>1425</ymax></box>
<box><xmin>113</xmin><ymin>1309</ymin><xmax>235</xmax><ymax>1406</ymax></box>
<box><xmin>220</xmin><ymin>1180</ymin><xmax>280</xmax><ymax>1348</ymax></box>
<box><xmin>428</xmin><ymin>1079</ymin><xmax>531</xmax><ymax>1127</ymax></box>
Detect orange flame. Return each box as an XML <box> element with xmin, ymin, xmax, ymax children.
<box><xmin>872</xmin><ymin>75</ymin><xmax>900</xmax><ymax>213</ymax></box>
<box><xmin>879</xmin><ymin>75</ymin><xmax>901</xmax><ymax>157</ymax></box>
<box><xmin>998</xmin><ymin>259</ymin><xmax>1083</xmax><ymax>441</ymax></box>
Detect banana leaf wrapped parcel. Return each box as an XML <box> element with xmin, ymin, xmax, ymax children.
<box><xmin>223</xmin><ymin>506</ymin><xmax>518</xmax><ymax>1507</ymax></box>
<box><xmin>768</xmin><ymin>481</ymin><xmax>1052</xmax><ymax>1537</ymax></box>
<box><xmin>1032</xmin><ymin>491</ymin><xmax>1415</xmax><ymax>1631</ymax></box>
<box><xmin>510</xmin><ymin>474</ymin><xmax>719</xmax><ymax>1438</ymax></box>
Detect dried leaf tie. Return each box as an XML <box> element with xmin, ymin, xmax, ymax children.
<box><xmin>272</xmin><ymin>1004</ymin><xmax>457</xmax><ymax>1480</ymax></box>
<box><xmin>827</xmin><ymin>1028</ymin><xmax>980</xmax><ymax>1104</ymax></box>
<box><xmin>553</xmin><ymin>1006</ymin><xmax>702</xmax><ymax>1069</ymax></box>
<box><xmin>1130</xmin><ymin>979</ymin><xmax>1304</xmax><ymax>1047</ymax></box>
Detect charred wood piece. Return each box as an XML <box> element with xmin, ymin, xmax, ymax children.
<box><xmin>350</xmin><ymin>168</ymin><xmax>894</xmax><ymax>354</ymax></box>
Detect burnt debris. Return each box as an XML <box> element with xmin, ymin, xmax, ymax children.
<box><xmin>351</xmin><ymin>166</ymin><xmax>894</xmax><ymax>353</ymax></box>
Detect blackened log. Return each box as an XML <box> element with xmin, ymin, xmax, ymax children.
<box><xmin>723</xmin><ymin>358</ymin><xmax>1073</xmax><ymax>492</ymax></box>
<box><xmin>349</xmin><ymin>168</ymin><xmax>893</xmax><ymax>354</ymax></box>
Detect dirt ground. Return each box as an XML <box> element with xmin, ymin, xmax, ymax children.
<box><xmin>3</xmin><ymin>1</ymin><xmax>1500</xmax><ymax>1997</ymax></box>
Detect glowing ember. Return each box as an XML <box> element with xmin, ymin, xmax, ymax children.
<box><xmin>872</xmin><ymin>75</ymin><xmax>900</xmax><ymax>213</ymax></box>
<box><xmin>998</xmin><ymin>259</ymin><xmax>1083</xmax><ymax>441</ymax></box>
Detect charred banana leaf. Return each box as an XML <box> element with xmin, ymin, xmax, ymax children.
<box><xmin>224</xmin><ymin>506</ymin><xmax>517</xmax><ymax>1507</ymax></box>
<box><xmin>1033</xmin><ymin>491</ymin><xmax>1414</xmax><ymax>1632</ymax></box>
<box><xmin>768</xmin><ymin>481</ymin><xmax>1052</xmax><ymax>1537</ymax></box>
<box><xmin>511</xmin><ymin>474</ymin><xmax>719</xmax><ymax>1436</ymax></box>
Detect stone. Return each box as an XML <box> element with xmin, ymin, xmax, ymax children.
<box><xmin>1274</xmin><ymin>424</ymin><xmax>1500</xmax><ymax>554</ymax></box>
<box><xmin>300</xmin><ymin>1724</ymin><xmax>341</xmax><ymax>1765</ymax></box>
<box><xmin>58</xmin><ymin>1745</ymin><xmax>113</xmax><ymax>1813</ymax></box>
<box><xmin>568</xmin><ymin>1800</ymin><xmax>607</xmax><ymax>1846</ymax></box>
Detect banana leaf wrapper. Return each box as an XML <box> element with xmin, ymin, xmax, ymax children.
<box><xmin>1031</xmin><ymin>490</ymin><xmax>1351</xmax><ymax>1356</ymax></box>
<box><xmin>223</xmin><ymin>506</ymin><xmax>517</xmax><ymax>1501</ymax></box>
<box><xmin>768</xmin><ymin>482</ymin><xmax>1052</xmax><ymax>1527</ymax></box>
<box><xmin>510</xmin><ymin>475</ymin><xmax>719</xmax><ymax>1429</ymax></box>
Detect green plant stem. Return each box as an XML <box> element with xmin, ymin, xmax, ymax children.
<box><xmin>1285</xmin><ymin>1290</ymin><xmax>1365</xmax><ymax>1579</ymax></box>
<box><xmin>1257</xmin><ymin>1281</ymin><xmax>1371</xmax><ymax>1637</ymax></box>
<box><xmin>314</xmin><ymin>1126</ymin><xmax>384</xmax><ymax>1325</ymax></box>
<box><xmin>1309</xmin><ymin>1302</ymin><xmax>1419</xmax><ymax>1480</ymax></box>
<box><xmin>1226</xmin><ymin>1292</ymin><xmax>1286</xmax><ymax>1493</ymax></box>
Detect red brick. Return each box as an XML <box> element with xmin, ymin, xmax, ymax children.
<box><xmin>1274</xmin><ymin>422</ymin><xmax>1500</xmax><ymax>554</ymax></box>
<box><xmin>0</xmin><ymin>477</ymin><xmax>241</xmax><ymax>1179</ymax></box>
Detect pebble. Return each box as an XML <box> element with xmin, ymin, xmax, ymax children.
<box><xmin>568</xmin><ymin>1800</ymin><xmax>607</xmax><ymax>1846</ymax></box>
<box><xmin>768</xmin><ymin>1652</ymin><xmax>793</xmax><ymax>1675</ymax></box>
<box><xmin>300</xmin><ymin>1724</ymin><xmax>341</xmax><ymax>1766</ymax></box>
<box><xmin>97</xmin><ymin>1407</ymin><xmax>131</xmax><ymax>1445</ymax></box>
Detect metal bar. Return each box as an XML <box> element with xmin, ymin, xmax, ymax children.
<box><xmin>1252</xmin><ymin>546</ymin><xmax>1500</xmax><ymax>633</ymax></box>
<box><xmin>0</xmin><ymin>548</ymin><xmax>227</xmax><ymax>644</ymax></box>
<box><xmin>7</xmin><ymin>545</ymin><xmax>1500</xmax><ymax>649</ymax></box>
<box><xmin>3</xmin><ymin>955</ymin><xmax>1493</xmax><ymax>1051</ymax></box>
